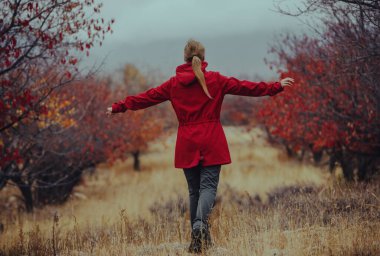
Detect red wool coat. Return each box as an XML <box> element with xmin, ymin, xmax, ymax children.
<box><xmin>112</xmin><ymin>62</ymin><xmax>284</xmax><ymax>169</ymax></box>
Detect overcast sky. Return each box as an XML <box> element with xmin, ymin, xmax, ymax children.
<box><xmin>83</xmin><ymin>0</ymin><xmax>305</xmax><ymax>80</ymax></box>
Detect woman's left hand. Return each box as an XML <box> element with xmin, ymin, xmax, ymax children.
<box><xmin>280</xmin><ymin>77</ymin><xmax>295</xmax><ymax>87</ymax></box>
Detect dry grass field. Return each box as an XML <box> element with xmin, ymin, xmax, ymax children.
<box><xmin>0</xmin><ymin>127</ymin><xmax>379</xmax><ymax>255</ymax></box>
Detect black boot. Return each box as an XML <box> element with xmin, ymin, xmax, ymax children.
<box><xmin>188</xmin><ymin>226</ymin><xmax>213</xmax><ymax>254</ymax></box>
<box><xmin>188</xmin><ymin>228</ymin><xmax>202</xmax><ymax>254</ymax></box>
<box><xmin>203</xmin><ymin>226</ymin><xmax>213</xmax><ymax>248</ymax></box>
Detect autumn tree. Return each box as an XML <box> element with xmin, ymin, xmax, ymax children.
<box><xmin>0</xmin><ymin>0</ymin><xmax>113</xmax><ymax>211</ymax></box>
<box><xmin>257</xmin><ymin>0</ymin><xmax>380</xmax><ymax>181</ymax></box>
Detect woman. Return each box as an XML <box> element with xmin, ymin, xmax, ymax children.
<box><xmin>106</xmin><ymin>39</ymin><xmax>294</xmax><ymax>253</ymax></box>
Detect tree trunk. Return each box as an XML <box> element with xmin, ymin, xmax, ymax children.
<box><xmin>341</xmin><ymin>163</ymin><xmax>354</xmax><ymax>181</ymax></box>
<box><xmin>264</xmin><ymin>126</ymin><xmax>273</xmax><ymax>143</ymax></box>
<box><xmin>0</xmin><ymin>171</ymin><xmax>6</xmax><ymax>190</ymax></box>
<box><xmin>312</xmin><ymin>150</ymin><xmax>323</xmax><ymax>164</ymax></box>
<box><xmin>298</xmin><ymin>149</ymin><xmax>306</xmax><ymax>161</ymax></box>
<box><xmin>357</xmin><ymin>156</ymin><xmax>375</xmax><ymax>182</ymax></box>
<box><xmin>340</xmin><ymin>153</ymin><xmax>354</xmax><ymax>182</ymax></box>
<box><xmin>329</xmin><ymin>153</ymin><xmax>337</xmax><ymax>173</ymax></box>
<box><xmin>285</xmin><ymin>145</ymin><xmax>294</xmax><ymax>157</ymax></box>
<box><xmin>12</xmin><ymin>176</ymin><xmax>33</xmax><ymax>212</ymax></box>
<box><xmin>132</xmin><ymin>150</ymin><xmax>140</xmax><ymax>171</ymax></box>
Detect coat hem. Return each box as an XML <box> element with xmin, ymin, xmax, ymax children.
<box><xmin>175</xmin><ymin>160</ymin><xmax>232</xmax><ymax>169</ymax></box>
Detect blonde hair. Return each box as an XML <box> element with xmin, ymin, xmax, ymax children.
<box><xmin>184</xmin><ymin>39</ymin><xmax>212</xmax><ymax>99</ymax></box>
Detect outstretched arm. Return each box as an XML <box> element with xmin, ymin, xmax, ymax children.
<box><xmin>219</xmin><ymin>73</ymin><xmax>293</xmax><ymax>97</ymax></box>
<box><xmin>106</xmin><ymin>78</ymin><xmax>172</xmax><ymax>115</ymax></box>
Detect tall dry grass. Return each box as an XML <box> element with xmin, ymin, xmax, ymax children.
<box><xmin>0</xmin><ymin>127</ymin><xmax>379</xmax><ymax>255</ymax></box>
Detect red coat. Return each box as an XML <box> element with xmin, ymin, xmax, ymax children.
<box><xmin>112</xmin><ymin>61</ymin><xmax>284</xmax><ymax>169</ymax></box>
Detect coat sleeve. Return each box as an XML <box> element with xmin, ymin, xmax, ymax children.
<box><xmin>112</xmin><ymin>78</ymin><xmax>172</xmax><ymax>113</ymax></box>
<box><xmin>218</xmin><ymin>73</ymin><xmax>284</xmax><ymax>97</ymax></box>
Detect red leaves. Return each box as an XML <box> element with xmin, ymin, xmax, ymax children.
<box><xmin>47</xmin><ymin>40</ymin><xmax>54</xmax><ymax>49</ymax></box>
<box><xmin>64</xmin><ymin>2</ymin><xmax>80</xmax><ymax>12</ymax></box>
<box><xmin>93</xmin><ymin>24</ymin><xmax>101</xmax><ymax>31</ymax></box>
<box><xmin>20</xmin><ymin>19</ymin><xmax>29</xmax><ymax>27</ymax></box>
<box><xmin>4</xmin><ymin>58</ymin><xmax>12</xmax><ymax>67</ymax></box>
<box><xmin>257</xmin><ymin>21</ymin><xmax>379</xmax><ymax>157</ymax></box>
<box><xmin>0</xmin><ymin>0</ymin><xmax>115</xmax><ymax>172</ymax></box>
<box><xmin>39</xmin><ymin>105</ymin><xmax>48</xmax><ymax>115</ymax></box>
<box><xmin>65</xmin><ymin>71</ymin><xmax>72</xmax><ymax>79</ymax></box>
<box><xmin>21</xmin><ymin>89</ymin><xmax>33</xmax><ymax>106</ymax></box>
<box><xmin>0</xmin><ymin>0</ymin><xmax>113</xmax><ymax>73</ymax></box>
<box><xmin>69</xmin><ymin>58</ymin><xmax>78</xmax><ymax>65</ymax></box>
<box><xmin>0</xmin><ymin>148</ymin><xmax>22</xmax><ymax>169</ymax></box>
<box><xmin>14</xmin><ymin>48</ymin><xmax>21</xmax><ymax>59</ymax></box>
<box><xmin>10</xmin><ymin>37</ymin><xmax>17</xmax><ymax>47</ymax></box>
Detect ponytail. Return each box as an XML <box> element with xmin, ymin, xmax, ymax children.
<box><xmin>192</xmin><ymin>56</ymin><xmax>213</xmax><ymax>99</ymax></box>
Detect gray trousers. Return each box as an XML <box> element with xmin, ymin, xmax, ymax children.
<box><xmin>183</xmin><ymin>164</ymin><xmax>221</xmax><ymax>230</ymax></box>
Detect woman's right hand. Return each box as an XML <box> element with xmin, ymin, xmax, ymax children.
<box><xmin>106</xmin><ymin>107</ymin><xmax>114</xmax><ymax>116</ymax></box>
<box><xmin>280</xmin><ymin>77</ymin><xmax>295</xmax><ymax>88</ymax></box>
